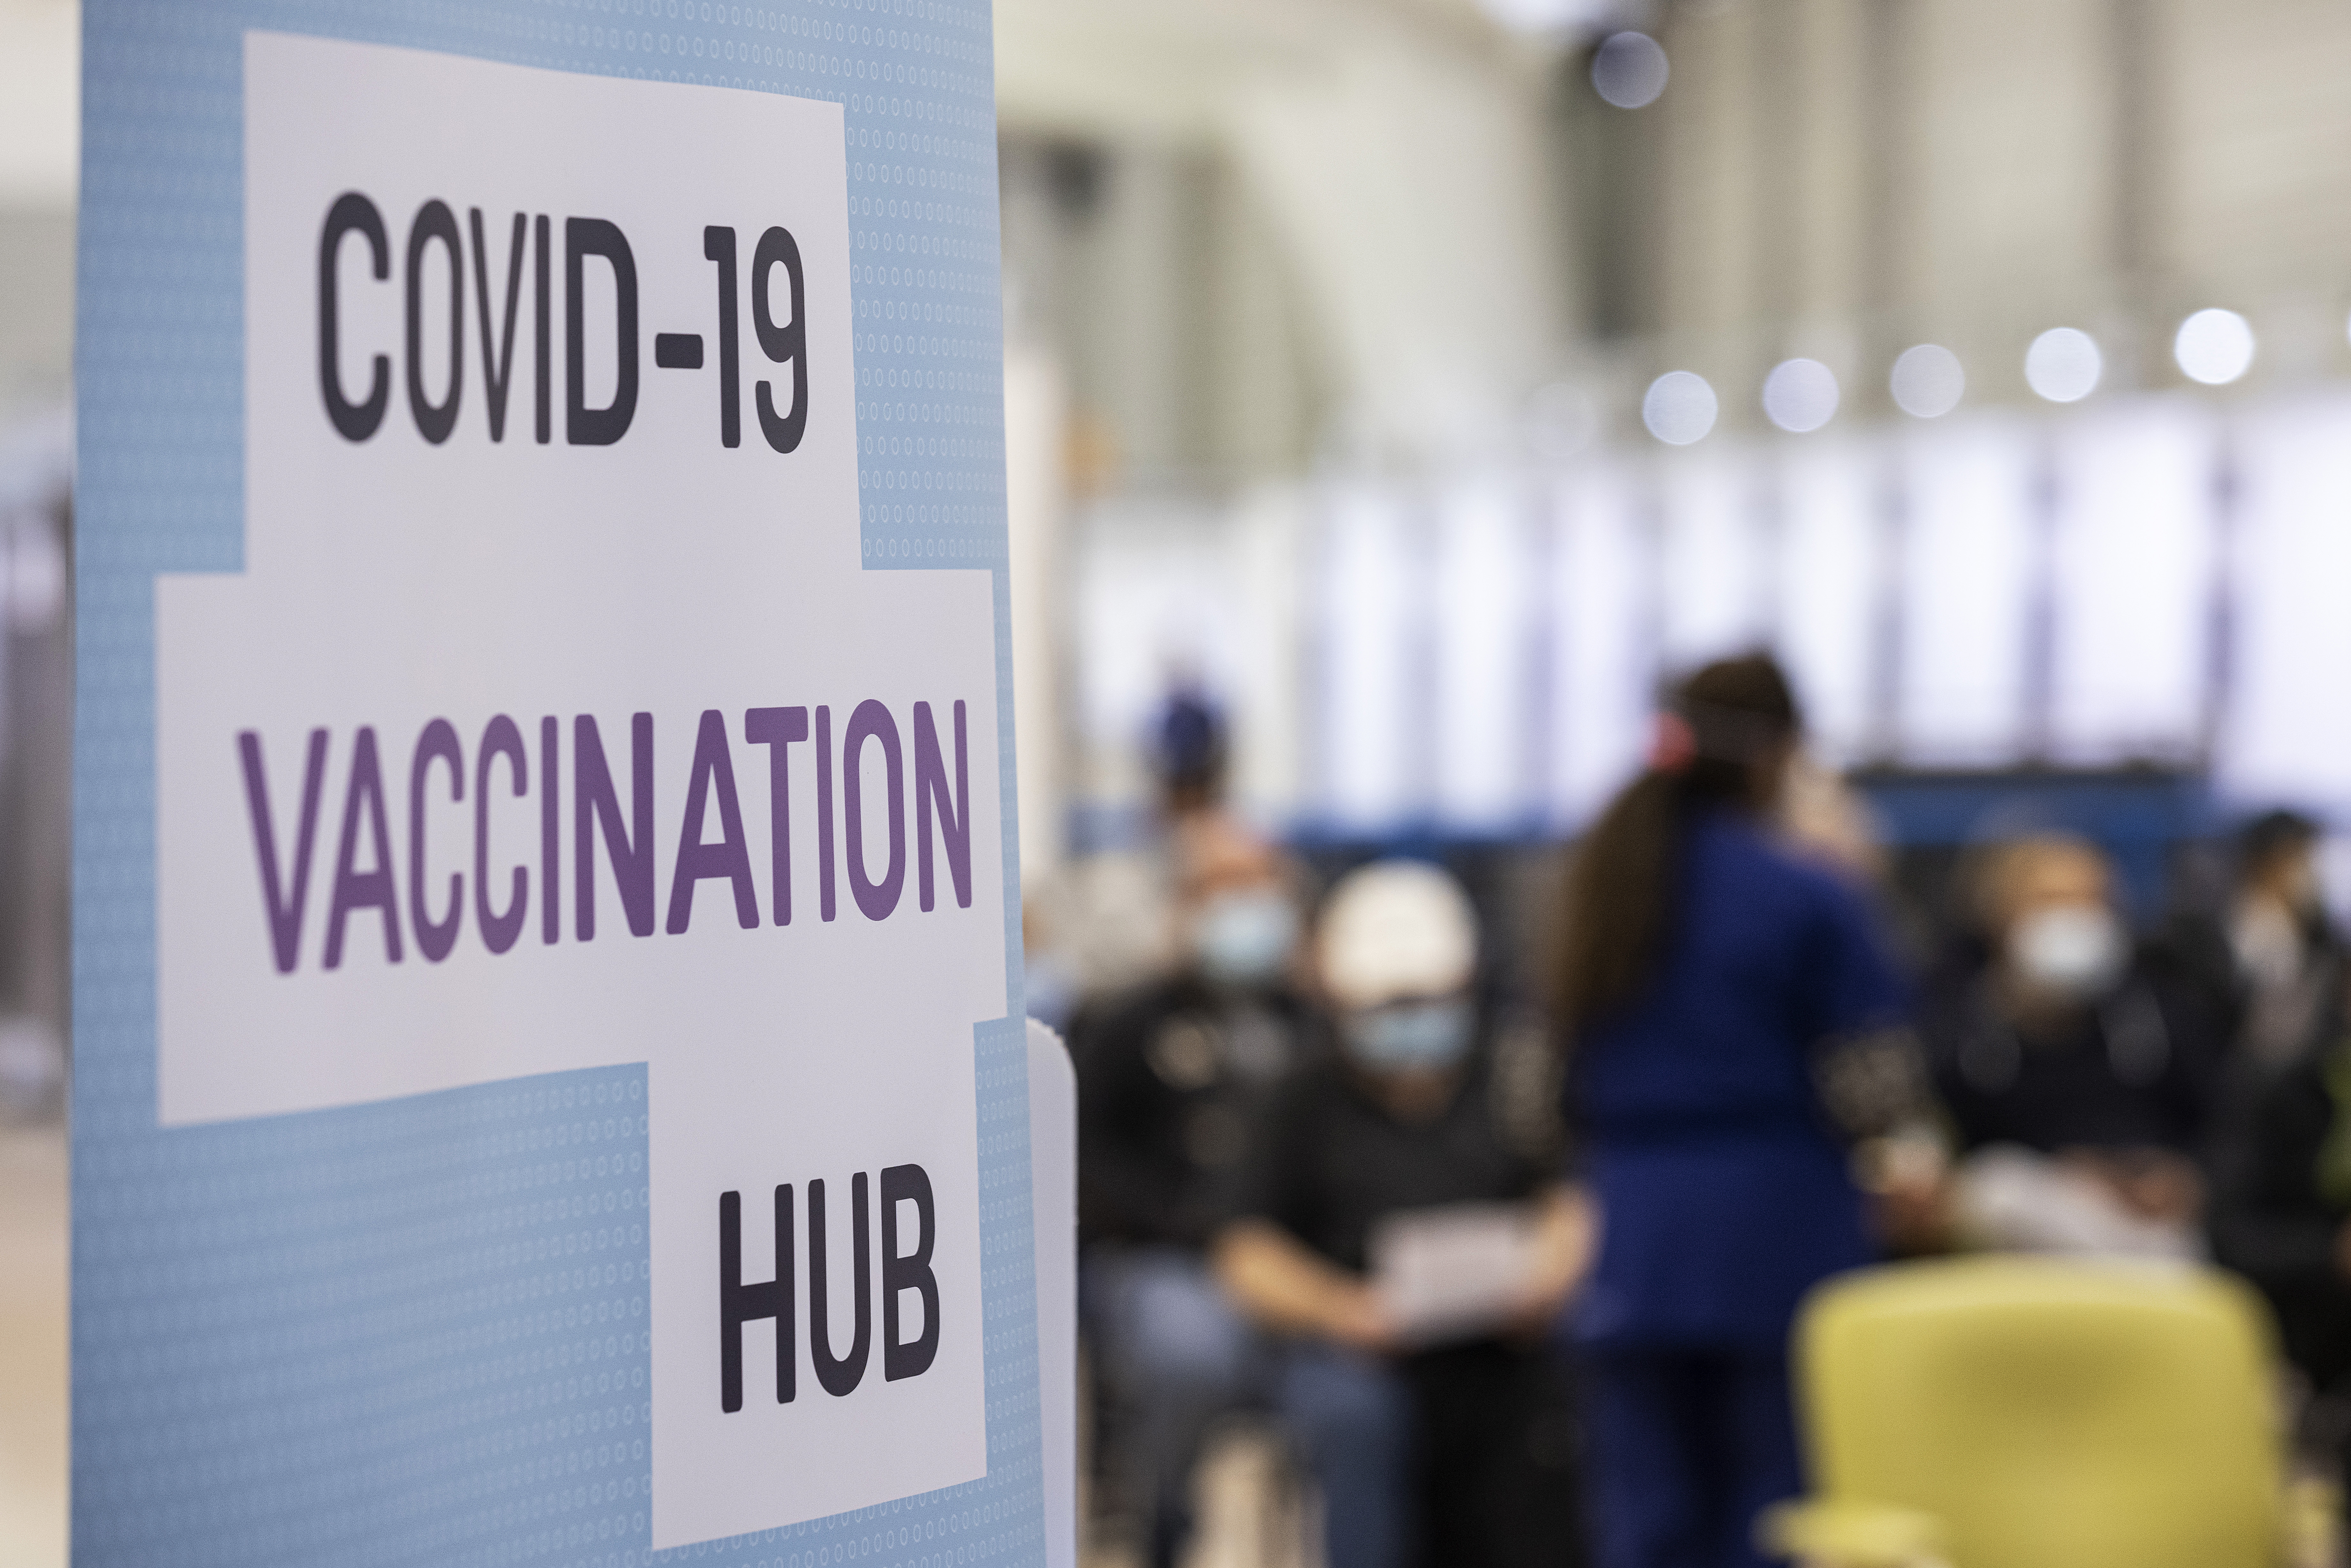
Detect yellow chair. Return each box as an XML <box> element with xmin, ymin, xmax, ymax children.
<box><xmin>1759</xmin><ymin>1256</ymin><xmax>2326</xmax><ymax>1568</ymax></box>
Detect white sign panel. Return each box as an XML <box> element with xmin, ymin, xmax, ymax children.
<box><xmin>155</xmin><ymin>34</ymin><xmax>1004</xmax><ymax>1548</ymax></box>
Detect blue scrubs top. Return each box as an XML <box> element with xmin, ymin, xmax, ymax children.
<box><xmin>1570</xmin><ymin>810</ymin><xmax>1906</xmax><ymax>1350</ymax></box>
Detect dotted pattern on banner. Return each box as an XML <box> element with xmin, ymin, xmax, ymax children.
<box><xmin>73</xmin><ymin>1068</ymin><xmax>654</xmax><ymax>1567</ymax></box>
<box><xmin>73</xmin><ymin>2</ymin><xmax>1037</xmax><ymax>1565</ymax></box>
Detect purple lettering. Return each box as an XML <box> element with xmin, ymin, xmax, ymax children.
<box><xmin>816</xmin><ymin>704</ymin><xmax>837</xmax><ymax>923</ymax></box>
<box><xmin>236</xmin><ymin>694</ymin><xmax>978</xmax><ymax>975</ymax></box>
<box><xmin>238</xmin><ymin>728</ymin><xmax>330</xmax><ymax>974</ymax></box>
<box><xmin>575</xmin><ymin>712</ymin><xmax>656</xmax><ymax>939</ymax></box>
<box><xmin>912</xmin><ymin>701</ymin><xmax>971</xmax><ymax>912</ymax></box>
<box><xmin>540</xmin><ymin>716</ymin><xmax>560</xmax><ymax>945</ymax></box>
<box><xmin>324</xmin><ymin>725</ymin><xmax>404</xmax><ymax>969</ymax></box>
<box><xmin>476</xmin><ymin>715</ymin><xmax>529</xmax><ymax>955</ymax></box>
<box><xmin>408</xmin><ymin>717</ymin><xmax>465</xmax><ymax>962</ymax></box>
<box><xmin>843</xmin><ymin>700</ymin><xmax>905</xmax><ymax>922</ymax></box>
<box><xmin>666</xmin><ymin>708</ymin><xmax>758</xmax><ymax>934</ymax></box>
<box><xmin>744</xmin><ymin>706</ymin><xmax>809</xmax><ymax>926</ymax></box>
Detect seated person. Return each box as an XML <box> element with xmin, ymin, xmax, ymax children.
<box><xmin>2146</xmin><ymin>809</ymin><xmax>2340</xmax><ymax>1071</ymax></box>
<box><xmin>1072</xmin><ymin>828</ymin><xmax>1314</xmax><ymax>1568</ymax></box>
<box><xmin>1924</xmin><ymin>833</ymin><xmax>2219</xmax><ymax>1258</ymax></box>
<box><xmin>1213</xmin><ymin>860</ymin><xmax>1590</xmax><ymax>1568</ymax></box>
<box><xmin>2210</xmin><ymin>1012</ymin><xmax>2351</xmax><ymax>1503</ymax></box>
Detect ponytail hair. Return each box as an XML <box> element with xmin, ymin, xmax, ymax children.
<box><xmin>1552</xmin><ymin>653</ymin><xmax>1801</xmax><ymax>1035</ymax></box>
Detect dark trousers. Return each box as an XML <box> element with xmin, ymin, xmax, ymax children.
<box><xmin>2261</xmin><ymin>1273</ymin><xmax>2351</xmax><ymax>1510</ymax></box>
<box><xmin>1582</xmin><ymin>1346</ymin><xmax>1801</xmax><ymax>1568</ymax></box>
<box><xmin>1406</xmin><ymin>1342</ymin><xmax>1587</xmax><ymax>1568</ymax></box>
<box><xmin>1279</xmin><ymin>1339</ymin><xmax>1586</xmax><ymax>1568</ymax></box>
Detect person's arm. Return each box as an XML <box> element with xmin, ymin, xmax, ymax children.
<box><xmin>1213</xmin><ymin>1068</ymin><xmax>1395</xmax><ymax>1351</ymax></box>
<box><xmin>1802</xmin><ymin>890</ymin><xmax>1970</xmax><ymax>1250</ymax></box>
<box><xmin>1504</xmin><ymin>1181</ymin><xmax>1596</xmax><ymax>1332</ymax></box>
<box><xmin>1211</xmin><ymin>1220</ymin><xmax>1394</xmax><ymax>1353</ymax></box>
<box><xmin>1800</xmin><ymin>881</ymin><xmax>1930</xmax><ymax>1134</ymax></box>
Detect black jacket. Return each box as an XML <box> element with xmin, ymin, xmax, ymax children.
<box><xmin>1925</xmin><ymin>966</ymin><xmax>2221</xmax><ymax>1157</ymax></box>
<box><xmin>2210</xmin><ymin>1047</ymin><xmax>2351</xmax><ymax>1383</ymax></box>
<box><xmin>1072</xmin><ymin>973</ymin><xmax>1314</xmax><ymax>1250</ymax></box>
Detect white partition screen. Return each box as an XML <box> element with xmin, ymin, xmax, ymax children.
<box><xmin>1659</xmin><ymin>450</ymin><xmax>1765</xmax><ymax>668</ymax></box>
<box><xmin>1549</xmin><ymin>466</ymin><xmax>1652</xmax><ymax>828</ymax></box>
<box><xmin>1434</xmin><ymin>480</ymin><xmax>1537</xmax><ymax>833</ymax></box>
<box><xmin>1317</xmin><ymin>487</ymin><xmax>1423</xmax><ymax>830</ymax></box>
<box><xmin>2215</xmin><ymin>394</ymin><xmax>2351</xmax><ymax>814</ymax></box>
<box><xmin>1778</xmin><ymin>439</ymin><xmax>1883</xmax><ymax>763</ymax></box>
<box><xmin>1898</xmin><ymin>416</ymin><xmax>2037</xmax><ymax>763</ymax></box>
<box><xmin>2049</xmin><ymin>399</ymin><xmax>2216</xmax><ymax>763</ymax></box>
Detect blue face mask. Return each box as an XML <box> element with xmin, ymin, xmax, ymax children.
<box><xmin>1194</xmin><ymin>890</ymin><xmax>1299</xmax><ymax>990</ymax></box>
<box><xmin>1343</xmin><ymin>998</ymin><xmax>1475</xmax><ymax>1074</ymax></box>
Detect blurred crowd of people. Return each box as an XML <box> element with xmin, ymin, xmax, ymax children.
<box><xmin>1039</xmin><ymin>657</ymin><xmax>2351</xmax><ymax>1568</ymax></box>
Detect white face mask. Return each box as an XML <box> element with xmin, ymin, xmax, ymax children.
<box><xmin>2008</xmin><ymin>905</ymin><xmax>2126</xmax><ymax>1001</ymax></box>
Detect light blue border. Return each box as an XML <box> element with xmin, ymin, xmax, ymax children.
<box><xmin>73</xmin><ymin>3</ymin><xmax>1036</xmax><ymax>1563</ymax></box>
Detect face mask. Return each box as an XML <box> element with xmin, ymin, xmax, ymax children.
<box><xmin>2008</xmin><ymin>905</ymin><xmax>2126</xmax><ymax>1001</ymax></box>
<box><xmin>1344</xmin><ymin>998</ymin><xmax>1475</xmax><ymax>1074</ymax></box>
<box><xmin>1194</xmin><ymin>890</ymin><xmax>1298</xmax><ymax>990</ymax></box>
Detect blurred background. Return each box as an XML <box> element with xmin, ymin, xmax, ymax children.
<box><xmin>997</xmin><ymin>0</ymin><xmax>2351</xmax><ymax>932</ymax></box>
<box><xmin>12</xmin><ymin>0</ymin><xmax>2351</xmax><ymax>1563</ymax></box>
<box><xmin>988</xmin><ymin>10</ymin><xmax>2351</xmax><ymax>1565</ymax></box>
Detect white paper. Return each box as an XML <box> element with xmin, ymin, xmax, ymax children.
<box><xmin>1369</xmin><ymin>1201</ymin><xmax>1538</xmax><ymax>1347</ymax></box>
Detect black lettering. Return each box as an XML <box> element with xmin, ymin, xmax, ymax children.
<box><xmin>703</xmin><ymin>225</ymin><xmax>741</xmax><ymax>448</ymax></box>
<box><xmin>534</xmin><ymin>215</ymin><xmax>552</xmax><ymax>445</ymax></box>
<box><xmin>807</xmin><ymin>1173</ymin><xmax>871</xmax><ymax>1398</ymax></box>
<box><xmin>880</xmin><ymin>1163</ymin><xmax>939</xmax><ymax>1381</ymax></box>
<box><xmin>469</xmin><ymin>209</ymin><xmax>528</xmax><ymax>441</ymax></box>
<box><xmin>318</xmin><ymin>192</ymin><xmax>391</xmax><ymax>441</ymax></box>
<box><xmin>751</xmin><ymin>225</ymin><xmax>807</xmax><ymax>452</ymax></box>
<box><xmin>566</xmin><ymin>216</ymin><xmax>639</xmax><ymax>445</ymax></box>
<box><xmin>405</xmin><ymin>199</ymin><xmax>464</xmax><ymax>444</ymax></box>
<box><xmin>719</xmin><ymin>1186</ymin><xmax>795</xmax><ymax>1413</ymax></box>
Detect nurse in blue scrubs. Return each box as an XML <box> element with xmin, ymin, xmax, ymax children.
<box><xmin>1554</xmin><ymin>654</ymin><xmax>1913</xmax><ymax>1568</ymax></box>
